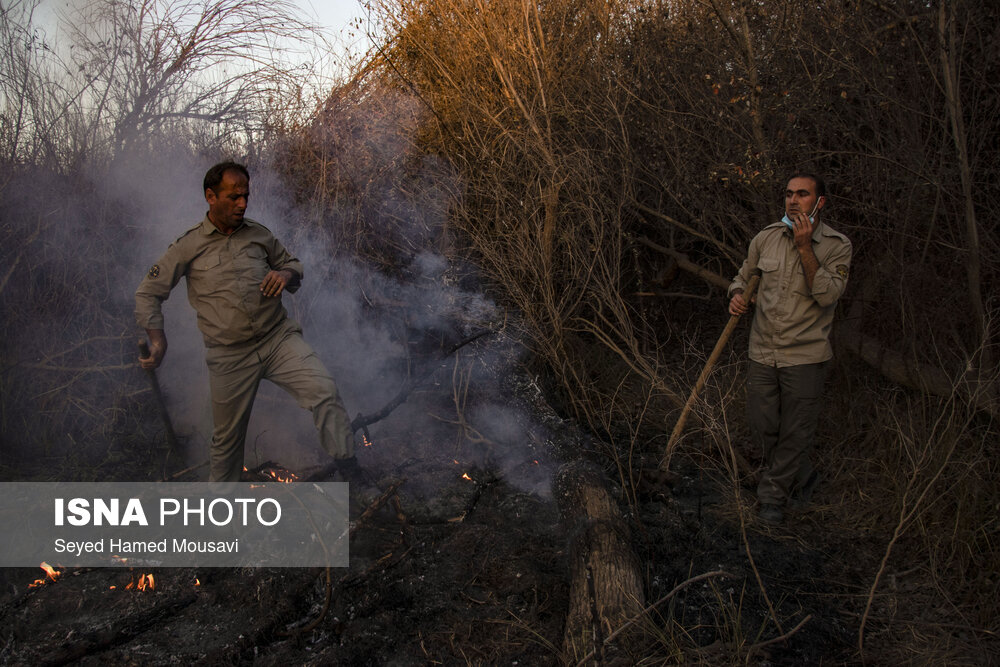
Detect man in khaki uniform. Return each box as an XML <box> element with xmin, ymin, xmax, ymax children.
<box><xmin>136</xmin><ymin>161</ymin><xmax>362</xmax><ymax>483</ymax></box>
<box><xmin>729</xmin><ymin>174</ymin><xmax>851</xmax><ymax>524</ymax></box>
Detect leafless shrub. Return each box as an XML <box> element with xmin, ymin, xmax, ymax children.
<box><xmin>0</xmin><ymin>0</ymin><xmax>323</xmax><ymax>170</ymax></box>
<box><xmin>366</xmin><ymin>0</ymin><xmax>682</xmax><ymax>451</ymax></box>
<box><xmin>352</xmin><ymin>1</ymin><xmax>998</xmax><ymax>660</ymax></box>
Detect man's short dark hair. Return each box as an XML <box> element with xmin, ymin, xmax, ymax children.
<box><xmin>204</xmin><ymin>161</ymin><xmax>250</xmax><ymax>193</ymax></box>
<box><xmin>788</xmin><ymin>173</ymin><xmax>826</xmax><ymax>198</ymax></box>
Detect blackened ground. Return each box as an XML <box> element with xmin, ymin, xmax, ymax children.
<box><xmin>0</xmin><ymin>474</ymin><xmax>568</xmax><ymax>666</ymax></box>
<box><xmin>2</xmin><ymin>344</ymin><xmax>987</xmax><ymax>665</ymax></box>
<box><xmin>2</xmin><ymin>460</ymin><xmax>889</xmax><ymax>666</ymax></box>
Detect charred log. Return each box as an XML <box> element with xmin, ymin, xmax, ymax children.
<box><xmin>40</xmin><ymin>593</ymin><xmax>197</xmax><ymax>667</ymax></box>
<box><xmin>555</xmin><ymin>460</ymin><xmax>645</xmax><ymax>662</ymax></box>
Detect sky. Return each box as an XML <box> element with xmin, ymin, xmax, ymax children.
<box><xmin>33</xmin><ymin>0</ymin><xmax>377</xmax><ymax>67</ymax></box>
<box><xmin>291</xmin><ymin>0</ymin><xmax>377</xmax><ymax>63</ymax></box>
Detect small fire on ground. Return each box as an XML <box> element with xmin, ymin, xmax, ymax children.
<box><xmin>126</xmin><ymin>573</ymin><xmax>155</xmax><ymax>591</ymax></box>
<box><xmin>260</xmin><ymin>468</ymin><xmax>297</xmax><ymax>483</ymax></box>
<box><xmin>28</xmin><ymin>562</ymin><xmax>61</xmax><ymax>588</ymax></box>
<box><xmin>243</xmin><ymin>465</ymin><xmax>298</xmax><ymax>483</ymax></box>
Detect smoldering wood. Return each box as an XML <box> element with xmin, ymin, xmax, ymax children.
<box><xmin>555</xmin><ymin>460</ymin><xmax>645</xmax><ymax>661</ymax></box>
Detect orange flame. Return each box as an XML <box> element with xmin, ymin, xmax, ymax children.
<box><xmin>127</xmin><ymin>573</ymin><xmax>155</xmax><ymax>591</ymax></box>
<box><xmin>362</xmin><ymin>435</ymin><xmax>373</xmax><ymax>447</ymax></box>
<box><xmin>28</xmin><ymin>562</ymin><xmax>61</xmax><ymax>587</ymax></box>
<box><xmin>261</xmin><ymin>468</ymin><xmax>297</xmax><ymax>483</ymax></box>
<box><xmin>461</xmin><ymin>473</ymin><xmax>473</xmax><ymax>481</ymax></box>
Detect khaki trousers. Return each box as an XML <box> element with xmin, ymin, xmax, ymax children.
<box><xmin>205</xmin><ymin>320</ymin><xmax>353</xmax><ymax>482</ymax></box>
<box><xmin>747</xmin><ymin>359</ymin><xmax>828</xmax><ymax>505</ymax></box>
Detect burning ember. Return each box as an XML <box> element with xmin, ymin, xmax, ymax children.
<box><xmin>461</xmin><ymin>473</ymin><xmax>473</xmax><ymax>482</ymax></box>
<box><xmin>126</xmin><ymin>573</ymin><xmax>155</xmax><ymax>591</ymax></box>
<box><xmin>28</xmin><ymin>562</ymin><xmax>61</xmax><ymax>587</ymax></box>
<box><xmin>260</xmin><ymin>467</ymin><xmax>297</xmax><ymax>483</ymax></box>
<box><xmin>362</xmin><ymin>435</ymin><xmax>373</xmax><ymax>447</ymax></box>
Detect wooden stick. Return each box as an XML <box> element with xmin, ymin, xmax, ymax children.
<box><xmin>661</xmin><ymin>273</ymin><xmax>760</xmax><ymax>470</ymax></box>
<box><xmin>138</xmin><ymin>339</ymin><xmax>181</xmax><ymax>480</ymax></box>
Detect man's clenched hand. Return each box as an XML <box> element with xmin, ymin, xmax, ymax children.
<box><xmin>139</xmin><ymin>329</ymin><xmax>167</xmax><ymax>370</ymax></box>
<box><xmin>729</xmin><ymin>290</ymin><xmax>753</xmax><ymax>316</ymax></box>
<box><xmin>260</xmin><ymin>269</ymin><xmax>294</xmax><ymax>297</ymax></box>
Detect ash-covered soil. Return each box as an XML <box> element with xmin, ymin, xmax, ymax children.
<box><xmin>0</xmin><ymin>338</ymin><xmax>912</xmax><ymax>665</ymax></box>
<box><xmin>1</xmin><ymin>464</ymin><xmax>874</xmax><ymax>665</ymax></box>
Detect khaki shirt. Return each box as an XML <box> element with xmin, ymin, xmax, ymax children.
<box><xmin>135</xmin><ymin>216</ymin><xmax>305</xmax><ymax>348</ymax></box>
<box><xmin>729</xmin><ymin>220</ymin><xmax>851</xmax><ymax>367</ymax></box>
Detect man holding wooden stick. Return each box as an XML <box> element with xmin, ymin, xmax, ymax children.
<box><xmin>729</xmin><ymin>174</ymin><xmax>851</xmax><ymax>524</ymax></box>
<box><xmin>135</xmin><ymin>161</ymin><xmax>366</xmax><ymax>485</ymax></box>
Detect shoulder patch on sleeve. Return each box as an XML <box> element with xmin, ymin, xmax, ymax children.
<box><xmin>148</xmin><ymin>265</ymin><xmax>160</xmax><ymax>278</ymax></box>
<box><xmin>836</xmin><ymin>264</ymin><xmax>848</xmax><ymax>279</ymax></box>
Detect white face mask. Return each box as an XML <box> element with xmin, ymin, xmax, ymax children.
<box><xmin>782</xmin><ymin>199</ymin><xmax>821</xmax><ymax>228</ymax></box>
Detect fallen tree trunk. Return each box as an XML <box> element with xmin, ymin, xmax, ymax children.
<box><xmin>637</xmin><ymin>236</ymin><xmax>731</xmax><ymax>291</ymax></box>
<box><xmin>555</xmin><ymin>460</ymin><xmax>645</xmax><ymax>663</ymax></box>
<box><xmin>841</xmin><ymin>281</ymin><xmax>998</xmax><ymax>418</ymax></box>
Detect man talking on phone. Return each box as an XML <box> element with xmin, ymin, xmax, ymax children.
<box><xmin>728</xmin><ymin>174</ymin><xmax>852</xmax><ymax>525</ymax></box>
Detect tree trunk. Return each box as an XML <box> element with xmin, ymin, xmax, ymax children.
<box><xmin>555</xmin><ymin>460</ymin><xmax>645</xmax><ymax>663</ymax></box>
<box><xmin>938</xmin><ymin>0</ymin><xmax>989</xmax><ymax>372</ymax></box>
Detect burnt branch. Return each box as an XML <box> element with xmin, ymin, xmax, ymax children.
<box><xmin>349</xmin><ymin>329</ymin><xmax>494</xmax><ymax>433</ymax></box>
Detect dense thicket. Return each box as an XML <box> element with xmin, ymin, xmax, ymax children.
<box><xmin>359</xmin><ymin>0</ymin><xmax>998</xmax><ymax>659</ymax></box>
<box><xmin>370</xmin><ymin>0</ymin><xmax>998</xmax><ymax>424</ymax></box>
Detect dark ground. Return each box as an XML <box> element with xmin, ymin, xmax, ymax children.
<box><xmin>0</xmin><ymin>472</ymin><xmax>866</xmax><ymax>666</ymax></box>
<box><xmin>0</xmin><ymin>440</ymin><xmax>876</xmax><ymax>666</ymax></box>
<box><xmin>0</xmin><ymin>333</ymin><xmax>969</xmax><ymax>665</ymax></box>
